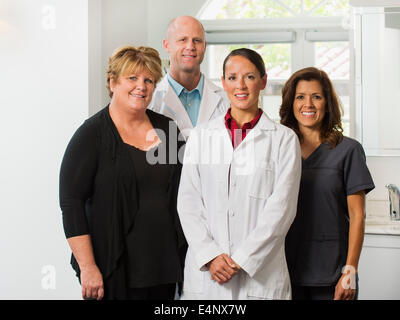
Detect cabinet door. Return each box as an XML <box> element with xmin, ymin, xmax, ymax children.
<box><xmin>358</xmin><ymin>234</ymin><xmax>400</xmax><ymax>299</ymax></box>
<box><xmin>354</xmin><ymin>7</ymin><xmax>400</xmax><ymax>156</ymax></box>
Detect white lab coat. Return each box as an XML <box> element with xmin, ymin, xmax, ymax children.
<box><xmin>177</xmin><ymin>113</ymin><xmax>302</xmax><ymax>300</ymax></box>
<box><xmin>148</xmin><ymin>74</ymin><xmax>229</xmax><ymax>140</ymax></box>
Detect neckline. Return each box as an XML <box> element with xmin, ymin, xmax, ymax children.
<box><xmin>124</xmin><ymin>141</ymin><xmax>161</xmax><ymax>152</ymax></box>
<box><xmin>107</xmin><ymin>106</ymin><xmax>162</xmax><ymax>150</ymax></box>
<box><xmin>301</xmin><ymin>143</ymin><xmax>323</xmax><ymax>162</ymax></box>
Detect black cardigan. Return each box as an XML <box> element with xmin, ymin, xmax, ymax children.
<box><xmin>59</xmin><ymin>106</ymin><xmax>187</xmax><ymax>299</ymax></box>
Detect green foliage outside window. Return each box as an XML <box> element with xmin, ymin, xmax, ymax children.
<box><xmin>225</xmin><ymin>44</ymin><xmax>290</xmax><ymax>75</ymax></box>
<box><xmin>216</xmin><ymin>0</ymin><xmax>349</xmax><ymax>19</ymax></box>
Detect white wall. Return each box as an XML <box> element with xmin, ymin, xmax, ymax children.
<box><xmin>0</xmin><ymin>0</ymin><xmax>208</xmax><ymax>300</ymax></box>
<box><xmin>367</xmin><ymin>157</ymin><xmax>400</xmax><ymax>201</ymax></box>
<box><xmin>99</xmin><ymin>0</ymin><xmax>148</xmax><ymax>109</ymax></box>
<box><xmin>0</xmin><ymin>0</ymin><xmax>89</xmax><ymax>299</ymax></box>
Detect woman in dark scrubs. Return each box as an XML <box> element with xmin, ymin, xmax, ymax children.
<box><xmin>280</xmin><ymin>67</ymin><xmax>375</xmax><ymax>300</ymax></box>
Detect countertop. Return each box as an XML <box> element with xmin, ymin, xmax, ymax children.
<box><xmin>365</xmin><ymin>200</ymin><xmax>400</xmax><ymax>235</ymax></box>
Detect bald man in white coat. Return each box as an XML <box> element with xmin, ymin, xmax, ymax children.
<box><xmin>148</xmin><ymin>16</ymin><xmax>229</xmax><ymax>140</ymax></box>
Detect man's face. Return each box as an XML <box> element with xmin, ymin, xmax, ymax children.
<box><xmin>163</xmin><ymin>17</ymin><xmax>206</xmax><ymax>74</ymax></box>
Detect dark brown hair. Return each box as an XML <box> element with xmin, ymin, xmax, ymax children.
<box><xmin>279</xmin><ymin>67</ymin><xmax>343</xmax><ymax>148</ymax></box>
<box><xmin>223</xmin><ymin>48</ymin><xmax>266</xmax><ymax>78</ymax></box>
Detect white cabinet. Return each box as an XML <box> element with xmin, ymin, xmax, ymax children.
<box><xmin>351</xmin><ymin>2</ymin><xmax>400</xmax><ymax>156</ymax></box>
<box><xmin>358</xmin><ymin>234</ymin><xmax>400</xmax><ymax>299</ymax></box>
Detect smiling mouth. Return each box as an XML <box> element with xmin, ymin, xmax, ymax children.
<box><xmin>301</xmin><ymin>111</ymin><xmax>316</xmax><ymax>116</ymax></box>
<box><xmin>235</xmin><ymin>93</ymin><xmax>249</xmax><ymax>100</ymax></box>
<box><xmin>130</xmin><ymin>93</ymin><xmax>145</xmax><ymax>99</ymax></box>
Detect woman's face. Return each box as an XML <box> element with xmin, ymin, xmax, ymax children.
<box><xmin>222</xmin><ymin>55</ymin><xmax>267</xmax><ymax>113</ymax></box>
<box><xmin>293</xmin><ymin>79</ymin><xmax>326</xmax><ymax>132</ymax></box>
<box><xmin>110</xmin><ymin>67</ymin><xmax>155</xmax><ymax>112</ymax></box>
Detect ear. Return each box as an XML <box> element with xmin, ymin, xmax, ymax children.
<box><xmin>163</xmin><ymin>39</ymin><xmax>169</xmax><ymax>53</ymax></box>
<box><xmin>221</xmin><ymin>75</ymin><xmax>227</xmax><ymax>91</ymax></box>
<box><xmin>260</xmin><ymin>74</ymin><xmax>267</xmax><ymax>90</ymax></box>
<box><xmin>110</xmin><ymin>76</ymin><xmax>117</xmax><ymax>91</ymax></box>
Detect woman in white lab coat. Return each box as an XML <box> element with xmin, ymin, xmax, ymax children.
<box><xmin>177</xmin><ymin>48</ymin><xmax>302</xmax><ymax>300</ymax></box>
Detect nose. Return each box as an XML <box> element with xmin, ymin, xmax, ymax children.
<box><xmin>304</xmin><ymin>96</ymin><xmax>313</xmax><ymax>107</ymax></box>
<box><xmin>236</xmin><ymin>77</ymin><xmax>247</xmax><ymax>89</ymax></box>
<box><xmin>136</xmin><ymin>78</ymin><xmax>147</xmax><ymax>91</ymax></box>
<box><xmin>185</xmin><ymin>40</ymin><xmax>195</xmax><ymax>50</ymax></box>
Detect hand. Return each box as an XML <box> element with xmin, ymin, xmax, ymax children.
<box><xmin>334</xmin><ymin>270</ymin><xmax>357</xmax><ymax>300</ymax></box>
<box><xmin>208</xmin><ymin>254</ymin><xmax>241</xmax><ymax>285</ymax></box>
<box><xmin>80</xmin><ymin>264</ymin><xmax>104</xmax><ymax>300</ymax></box>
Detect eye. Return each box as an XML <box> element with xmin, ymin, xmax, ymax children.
<box><xmin>295</xmin><ymin>95</ymin><xmax>304</xmax><ymax>100</ymax></box>
<box><xmin>247</xmin><ymin>74</ymin><xmax>256</xmax><ymax>80</ymax></box>
<box><xmin>194</xmin><ymin>39</ymin><xmax>202</xmax><ymax>43</ymax></box>
<box><xmin>129</xmin><ymin>76</ymin><xmax>137</xmax><ymax>81</ymax></box>
<box><xmin>313</xmin><ymin>95</ymin><xmax>323</xmax><ymax>100</ymax></box>
<box><xmin>145</xmin><ymin>78</ymin><xmax>154</xmax><ymax>84</ymax></box>
<box><xmin>227</xmin><ymin>76</ymin><xmax>236</xmax><ymax>81</ymax></box>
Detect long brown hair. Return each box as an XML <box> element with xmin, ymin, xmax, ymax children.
<box><xmin>279</xmin><ymin>67</ymin><xmax>343</xmax><ymax>148</ymax></box>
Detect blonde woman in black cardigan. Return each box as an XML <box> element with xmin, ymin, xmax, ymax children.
<box><xmin>59</xmin><ymin>46</ymin><xmax>186</xmax><ymax>300</ymax></box>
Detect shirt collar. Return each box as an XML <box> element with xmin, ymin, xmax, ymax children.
<box><xmin>167</xmin><ymin>72</ymin><xmax>204</xmax><ymax>97</ymax></box>
<box><xmin>224</xmin><ymin>108</ymin><xmax>263</xmax><ymax>130</ymax></box>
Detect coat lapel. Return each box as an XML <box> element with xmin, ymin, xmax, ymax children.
<box><xmin>238</xmin><ymin>112</ymin><xmax>276</xmax><ymax>147</ymax></box>
<box><xmin>196</xmin><ymin>79</ymin><xmax>223</xmax><ymax>124</ymax></box>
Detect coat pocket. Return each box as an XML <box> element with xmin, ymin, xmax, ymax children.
<box><xmin>183</xmin><ymin>266</ymin><xmax>205</xmax><ymax>294</ymax></box>
<box><xmin>182</xmin><ymin>250</ymin><xmax>205</xmax><ymax>294</ymax></box>
<box><xmin>246</xmin><ymin>256</ymin><xmax>291</xmax><ymax>300</ymax></box>
<box><xmin>248</xmin><ymin>162</ymin><xmax>275</xmax><ymax>199</ymax></box>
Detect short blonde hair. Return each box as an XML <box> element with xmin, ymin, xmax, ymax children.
<box><xmin>106</xmin><ymin>45</ymin><xmax>162</xmax><ymax>98</ymax></box>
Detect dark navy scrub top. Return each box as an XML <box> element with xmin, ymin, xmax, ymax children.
<box><xmin>285</xmin><ymin>136</ymin><xmax>375</xmax><ymax>286</ymax></box>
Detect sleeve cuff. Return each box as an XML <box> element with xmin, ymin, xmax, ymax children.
<box><xmin>231</xmin><ymin>250</ymin><xmax>258</xmax><ymax>278</ymax></box>
<box><xmin>347</xmin><ymin>183</ymin><xmax>375</xmax><ymax>196</ymax></box>
<box><xmin>195</xmin><ymin>244</ymin><xmax>224</xmax><ymax>271</ymax></box>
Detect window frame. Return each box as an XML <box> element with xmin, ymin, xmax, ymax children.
<box><xmin>200</xmin><ymin>16</ymin><xmax>354</xmax><ymax>136</ymax></box>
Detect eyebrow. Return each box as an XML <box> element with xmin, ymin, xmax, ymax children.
<box><xmin>226</xmin><ymin>72</ymin><xmax>257</xmax><ymax>76</ymax></box>
<box><xmin>295</xmin><ymin>91</ymin><xmax>323</xmax><ymax>95</ymax></box>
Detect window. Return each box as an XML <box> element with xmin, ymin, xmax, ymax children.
<box><xmin>199</xmin><ymin>0</ymin><xmax>349</xmax><ymax>19</ymax></box>
<box><xmin>199</xmin><ymin>0</ymin><xmax>351</xmax><ymax>136</ymax></box>
<box><xmin>315</xmin><ymin>41</ymin><xmax>350</xmax><ymax>133</ymax></box>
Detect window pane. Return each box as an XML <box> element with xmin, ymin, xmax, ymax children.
<box><xmin>199</xmin><ymin>0</ymin><xmax>349</xmax><ymax>19</ymax></box>
<box><xmin>200</xmin><ymin>0</ymin><xmax>293</xmax><ymax>19</ymax></box>
<box><xmin>315</xmin><ymin>41</ymin><xmax>349</xmax><ymax>80</ymax></box>
<box><xmin>307</xmin><ymin>0</ymin><xmax>350</xmax><ymax>17</ymax></box>
<box><xmin>207</xmin><ymin>43</ymin><xmax>291</xmax><ymax>80</ymax></box>
<box><xmin>315</xmin><ymin>41</ymin><xmax>350</xmax><ymax>136</ymax></box>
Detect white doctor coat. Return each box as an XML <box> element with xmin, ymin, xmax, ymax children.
<box><xmin>148</xmin><ymin>74</ymin><xmax>229</xmax><ymax>140</ymax></box>
<box><xmin>177</xmin><ymin>113</ymin><xmax>301</xmax><ymax>300</ymax></box>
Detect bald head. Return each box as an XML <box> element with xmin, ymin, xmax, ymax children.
<box><xmin>166</xmin><ymin>16</ymin><xmax>205</xmax><ymax>41</ymax></box>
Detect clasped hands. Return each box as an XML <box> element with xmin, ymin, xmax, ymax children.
<box><xmin>207</xmin><ymin>253</ymin><xmax>241</xmax><ymax>285</ymax></box>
